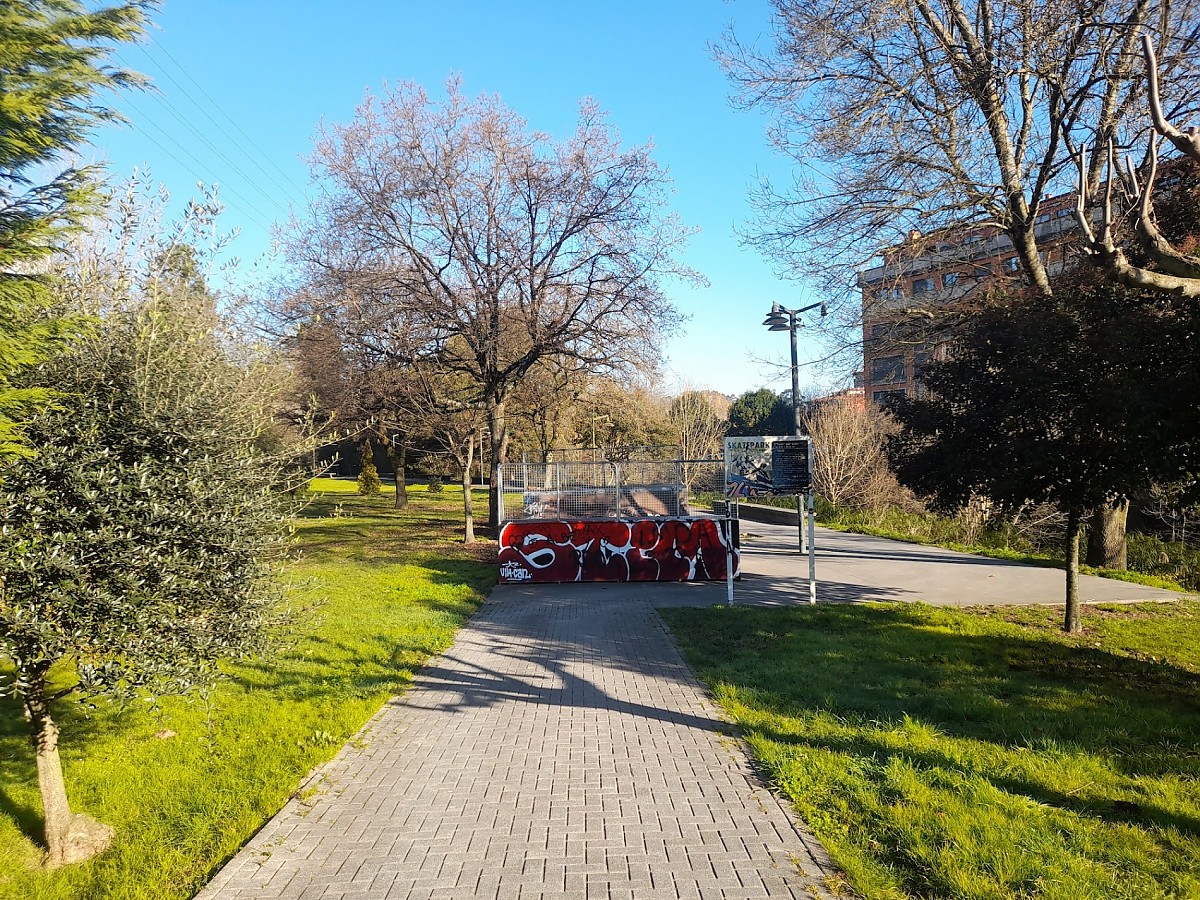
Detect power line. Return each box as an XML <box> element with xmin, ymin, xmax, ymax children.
<box><xmin>115</xmin><ymin>103</ymin><xmax>278</xmax><ymax>234</ymax></box>
<box><xmin>125</xmin><ymin>77</ymin><xmax>294</xmax><ymax>219</ymax></box>
<box><xmin>143</xmin><ymin>33</ymin><xmax>308</xmax><ymax>207</ymax></box>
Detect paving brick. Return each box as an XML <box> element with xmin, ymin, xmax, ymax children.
<box><xmin>194</xmin><ymin>586</ymin><xmax>843</xmax><ymax>899</ymax></box>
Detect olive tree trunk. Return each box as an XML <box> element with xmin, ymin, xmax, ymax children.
<box><xmin>1086</xmin><ymin>498</ymin><xmax>1128</xmax><ymax>570</ymax></box>
<box><xmin>22</xmin><ymin>666</ymin><xmax>114</xmax><ymax>867</ymax></box>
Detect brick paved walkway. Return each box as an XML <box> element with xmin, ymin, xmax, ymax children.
<box><xmin>197</xmin><ymin>583</ymin><xmax>841</xmax><ymax>899</ymax></box>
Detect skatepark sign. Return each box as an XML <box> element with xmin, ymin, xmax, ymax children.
<box><xmin>724</xmin><ymin>435</ymin><xmax>813</xmax><ymax>496</ymax></box>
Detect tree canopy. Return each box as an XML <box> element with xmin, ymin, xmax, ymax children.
<box><xmin>885</xmin><ymin>278</ymin><xmax>1200</xmax><ymax>630</ymax></box>
<box><xmin>0</xmin><ymin>0</ymin><xmax>150</xmax><ymax>455</ymax></box>
<box><xmin>285</xmin><ymin>79</ymin><xmax>696</xmax><ymax>525</ymax></box>
<box><xmin>727</xmin><ymin>388</ymin><xmax>792</xmax><ymax>436</ymax></box>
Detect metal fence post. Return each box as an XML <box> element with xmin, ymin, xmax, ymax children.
<box><xmin>613</xmin><ymin>462</ymin><xmax>622</xmax><ymax>519</ymax></box>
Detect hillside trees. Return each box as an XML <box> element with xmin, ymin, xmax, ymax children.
<box><xmin>0</xmin><ymin>0</ymin><xmax>150</xmax><ymax>455</ymax></box>
<box><xmin>285</xmin><ymin>79</ymin><xmax>696</xmax><ymax>526</ymax></box>
<box><xmin>669</xmin><ymin>390</ymin><xmax>726</xmax><ymax>488</ymax></box>
<box><xmin>727</xmin><ymin>388</ymin><xmax>791</xmax><ymax>436</ymax></box>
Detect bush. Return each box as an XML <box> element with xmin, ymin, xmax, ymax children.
<box><xmin>357</xmin><ymin>446</ymin><xmax>381</xmax><ymax>494</ymax></box>
<box><xmin>427</xmin><ymin>477</ymin><xmax>445</xmax><ymax>493</ymax></box>
<box><xmin>1128</xmin><ymin>532</ymin><xmax>1200</xmax><ymax>591</ymax></box>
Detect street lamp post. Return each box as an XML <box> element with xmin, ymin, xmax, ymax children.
<box><xmin>763</xmin><ymin>301</ymin><xmax>825</xmax><ymax>603</ymax></box>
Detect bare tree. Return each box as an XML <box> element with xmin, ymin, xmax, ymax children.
<box><xmin>804</xmin><ymin>398</ymin><xmax>909</xmax><ymax>510</ymax></box>
<box><xmin>720</xmin><ymin>0</ymin><xmax>1200</xmax><ymax>310</ymax></box>
<box><xmin>668</xmin><ymin>390</ymin><xmax>727</xmax><ymax>487</ymax></box>
<box><xmin>1077</xmin><ymin>35</ymin><xmax>1200</xmax><ymax>299</ymax></box>
<box><xmin>285</xmin><ymin>79</ymin><xmax>696</xmax><ymax>526</ymax></box>
<box><xmin>725</xmin><ymin>3</ymin><xmax>1200</xmax><ymax>567</ymax></box>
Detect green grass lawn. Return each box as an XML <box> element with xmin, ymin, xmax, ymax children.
<box><xmin>0</xmin><ymin>479</ymin><xmax>494</xmax><ymax>900</ymax></box>
<box><xmin>662</xmin><ymin>600</ymin><xmax>1200</xmax><ymax>900</ymax></box>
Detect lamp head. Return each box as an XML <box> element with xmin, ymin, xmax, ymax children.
<box><xmin>763</xmin><ymin>302</ymin><xmax>790</xmax><ymax>329</ymax></box>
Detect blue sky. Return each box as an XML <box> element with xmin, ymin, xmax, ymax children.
<box><xmin>88</xmin><ymin>0</ymin><xmax>838</xmax><ymax>397</ymax></box>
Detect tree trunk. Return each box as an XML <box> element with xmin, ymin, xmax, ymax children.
<box><xmin>388</xmin><ymin>441</ymin><xmax>408</xmax><ymax>509</ymax></box>
<box><xmin>487</xmin><ymin>398</ymin><xmax>509</xmax><ymax>529</ymax></box>
<box><xmin>22</xmin><ymin>670</ymin><xmax>114</xmax><ymax>867</ymax></box>
<box><xmin>1086</xmin><ymin>498</ymin><xmax>1128</xmax><ymax>570</ymax></box>
<box><xmin>1064</xmin><ymin>509</ymin><xmax>1082</xmax><ymax>634</ymax></box>
<box><xmin>461</xmin><ymin>435</ymin><xmax>475</xmax><ymax>543</ymax></box>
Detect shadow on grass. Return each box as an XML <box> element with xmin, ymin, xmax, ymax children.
<box><xmin>662</xmin><ymin>602</ymin><xmax>1200</xmax><ymax>856</ymax></box>
<box><xmin>0</xmin><ymin>689</ymin><xmax>34</xmax><ymax>839</ymax></box>
<box><xmin>0</xmin><ymin>689</ymin><xmax>144</xmax><ymax>846</ymax></box>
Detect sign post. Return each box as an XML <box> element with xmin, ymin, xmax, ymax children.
<box><xmin>807</xmin><ymin>490</ymin><xmax>816</xmax><ymax>604</ymax></box>
<box><xmin>770</xmin><ymin>438</ymin><xmax>812</xmax><ymax>559</ymax></box>
<box><xmin>725</xmin><ymin>435</ymin><xmax>818</xmax><ymax>605</ymax></box>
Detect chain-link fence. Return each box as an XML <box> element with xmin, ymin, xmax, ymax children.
<box><xmin>546</xmin><ymin>445</ymin><xmax>682</xmax><ymax>464</ymax></box>
<box><xmin>500</xmin><ymin>457</ymin><xmax>703</xmax><ymax>523</ymax></box>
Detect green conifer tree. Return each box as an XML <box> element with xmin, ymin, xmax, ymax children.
<box><xmin>357</xmin><ymin>441</ymin><xmax>382</xmax><ymax>494</ymax></box>
<box><xmin>0</xmin><ymin>0</ymin><xmax>150</xmax><ymax>455</ymax></box>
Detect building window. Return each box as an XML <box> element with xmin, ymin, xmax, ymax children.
<box><xmin>871</xmin><ymin>355</ymin><xmax>907</xmax><ymax>385</ymax></box>
<box><xmin>872</xmin><ymin>388</ymin><xmax>906</xmax><ymax>405</ymax></box>
<box><xmin>943</xmin><ymin>272</ymin><xmax>959</xmax><ymax>286</ymax></box>
<box><xmin>912</xmin><ymin>277</ymin><xmax>935</xmax><ymax>293</ymax></box>
<box><xmin>913</xmin><ymin>349</ymin><xmax>932</xmax><ymax>381</ymax></box>
<box><xmin>871</xmin><ymin>323</ymin><xmax>890</xmax><ymax>338</ymax></box>
<box><xmin>1004</xmin><ymin>256</ymin><xmax>1021</xmax><ymax>272</ymax></box>
<box><xmin>1055</xmin><ymin>207</ymin><xmax>1072</xmax><ymax>218</ymax></box>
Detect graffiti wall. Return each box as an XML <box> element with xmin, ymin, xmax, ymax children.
<box><xmin>498</xmin><ymin>518</ymin><xmax>738</xmax><ymax>584</ymax></box>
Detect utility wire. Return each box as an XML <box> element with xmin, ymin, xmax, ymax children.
<box><xmin>116</xmin><ymin>103</ymin><xmax>277</xmax><ymax>234</ymax></box>
<box><xmin>144</xmin><ymin>33</ymin><xmax>307</xmax><ymax>207</ymax></box>
<box><xmin>113</xmin><ymin>49</ymin><xmax>296</xmax><ymax>220</ymax></box>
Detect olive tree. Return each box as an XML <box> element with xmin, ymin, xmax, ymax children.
<box><xmin>0</xmin><ymin>276</ymin><xmax>299</xmax><ymax>867</ymax></box>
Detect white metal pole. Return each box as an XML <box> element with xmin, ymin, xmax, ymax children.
<box><xmin>726</xmin><ymin>514</ymin><xmax>735</xmax><ymax>605</ymax></box>
<box><xmin>807</xmin><ymin>489</ymin><xmax>817</xmax><ymax>604</ymax></box>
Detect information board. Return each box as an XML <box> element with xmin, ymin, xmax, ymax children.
<box><xmin>770</xmin><ymin>437</ymin><xmax>812</xmax><ymax>491</ymax></box>
<box><xmin>725</xmin><ymin>435</ymin><xmax>813</xmax><ymax>497</ymax></box>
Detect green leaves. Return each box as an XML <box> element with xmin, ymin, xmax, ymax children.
<box><xmin>0</xmin><ymin>1</ymin><xmax>152</xmax><ymax>457</ymax></box>
<box><xmin>0</xmin><ymin>298</ymin><xmax>297</xmax><ymax>707</ymax></box>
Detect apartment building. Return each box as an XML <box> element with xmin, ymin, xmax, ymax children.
<box><xmin>856</xmin><ymin>193</ymin><xmax>1080</xmax><ymax>404</ymax></box>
